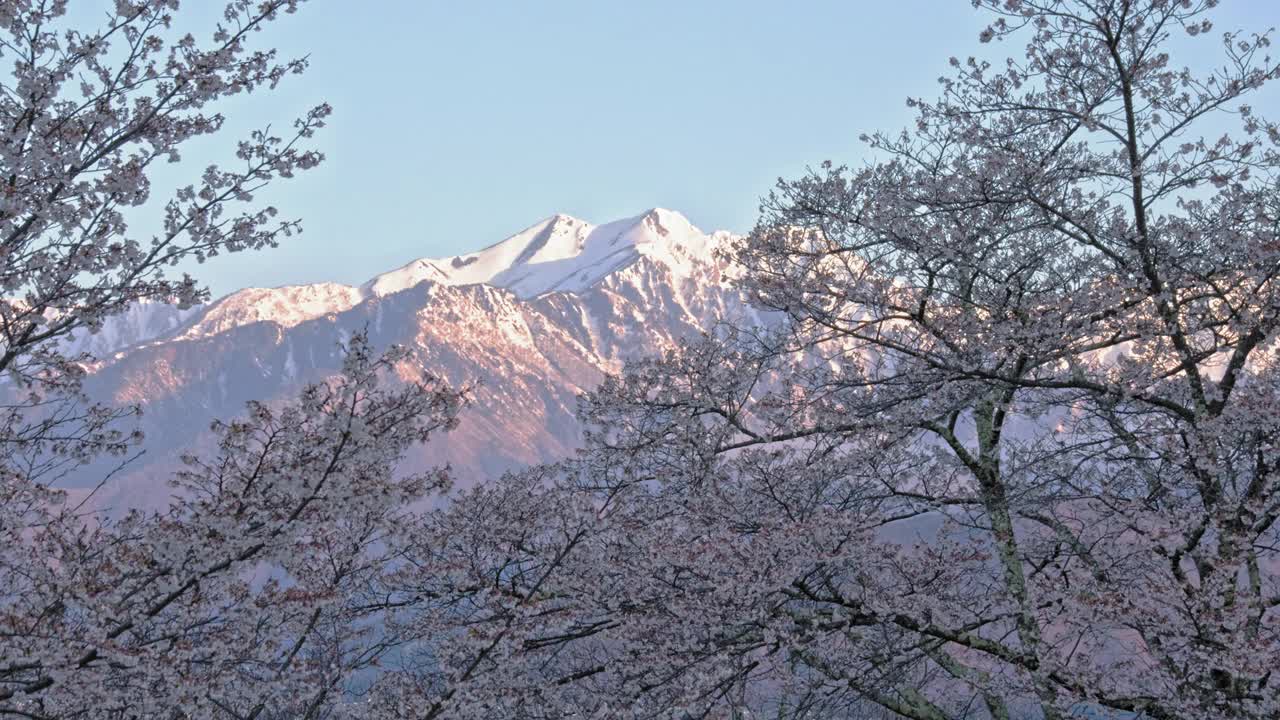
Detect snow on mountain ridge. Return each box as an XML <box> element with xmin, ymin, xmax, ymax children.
<box><xmin>177</xmin><ymin>283</ymin><xmax>364</xmax><ymax>340</ymax></box>
<box><xmin>54</xmin><ymin>209</ymin><xmax>738</xmax><ymax>362</ymax></box>
<box><xmin>162</xmin><ymin>209</ymin><xmax>735</xmax><ymax>343</ymax></box>
<box><xmin>365</xmin><ymin>208</ymin><xmax>729</xmax><ymax>299</ymax></box>
<box><xmin>60</xmin><ymin>299</ymin><xmax>202</xmax><ymax>359</ymax></box>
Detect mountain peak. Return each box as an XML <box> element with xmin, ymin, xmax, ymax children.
<box><xmin>547</xmin><ymin>212</ymin><xmax>588</xmax><ymax>226</ymax></box>
<box><xmin>636</xmin><ymin>207</ymin><xmax>700</xmax><ymax>237</ymax></box>
<box><xmin>134</xmin><ymin>210</ymin><xmax>737</xmax><ymax>347</ymax></box>
<box><xmin>366</xmin><ymin>209</ymin><xmax>730</xmax><ymax>301</ymax></box>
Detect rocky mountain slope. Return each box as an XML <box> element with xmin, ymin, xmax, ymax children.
<box><xmin>70</xmin><ymin>209</ymin><xmax>756</xmax><ymax>510</ymax></box>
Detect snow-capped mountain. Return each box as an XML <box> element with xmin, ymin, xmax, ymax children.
<box><xmin>365</xmin><ymin>208</ymin><xmax>734</xmax><ymax>299</ymax></box>
<box><xmin>85</xmin><ymin>208</ymin><xmax>736</xmax><ymax>350</ymax></box>
<box><xmin>71</xmin><ymin>209</ymin><xmax>756</xmax><ymax>510</ymax></box>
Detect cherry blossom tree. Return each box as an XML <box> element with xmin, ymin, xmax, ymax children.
<box><xmin>373</xmin><ymin>1</ymin><xmax>1280</xmax><ymax>718</ymax></box>
<box><xmin>3</xmin><ymin>334</ymin><xmax>462</xmax><ymax>718</ymax></box>
<box><xmin>0</xmin><ymin>2</ymin><xmax>466</xmax><ymax>717</ymax></box>
<box><xmin>0</xmin><ymin>0</ymin><xmax>333</xmax><ymax>508</ymax></box>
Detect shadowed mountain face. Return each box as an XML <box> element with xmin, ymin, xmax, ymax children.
<box><xmin>70</xmin><ymin>210</ymin><xmax>755</xmax><ymax>511</ymax></box>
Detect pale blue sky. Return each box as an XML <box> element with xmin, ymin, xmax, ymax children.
<box><xmin>140</xmin><ymin>1</ymin><xmax>1275</xmax><ymax>295</ymax></box>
